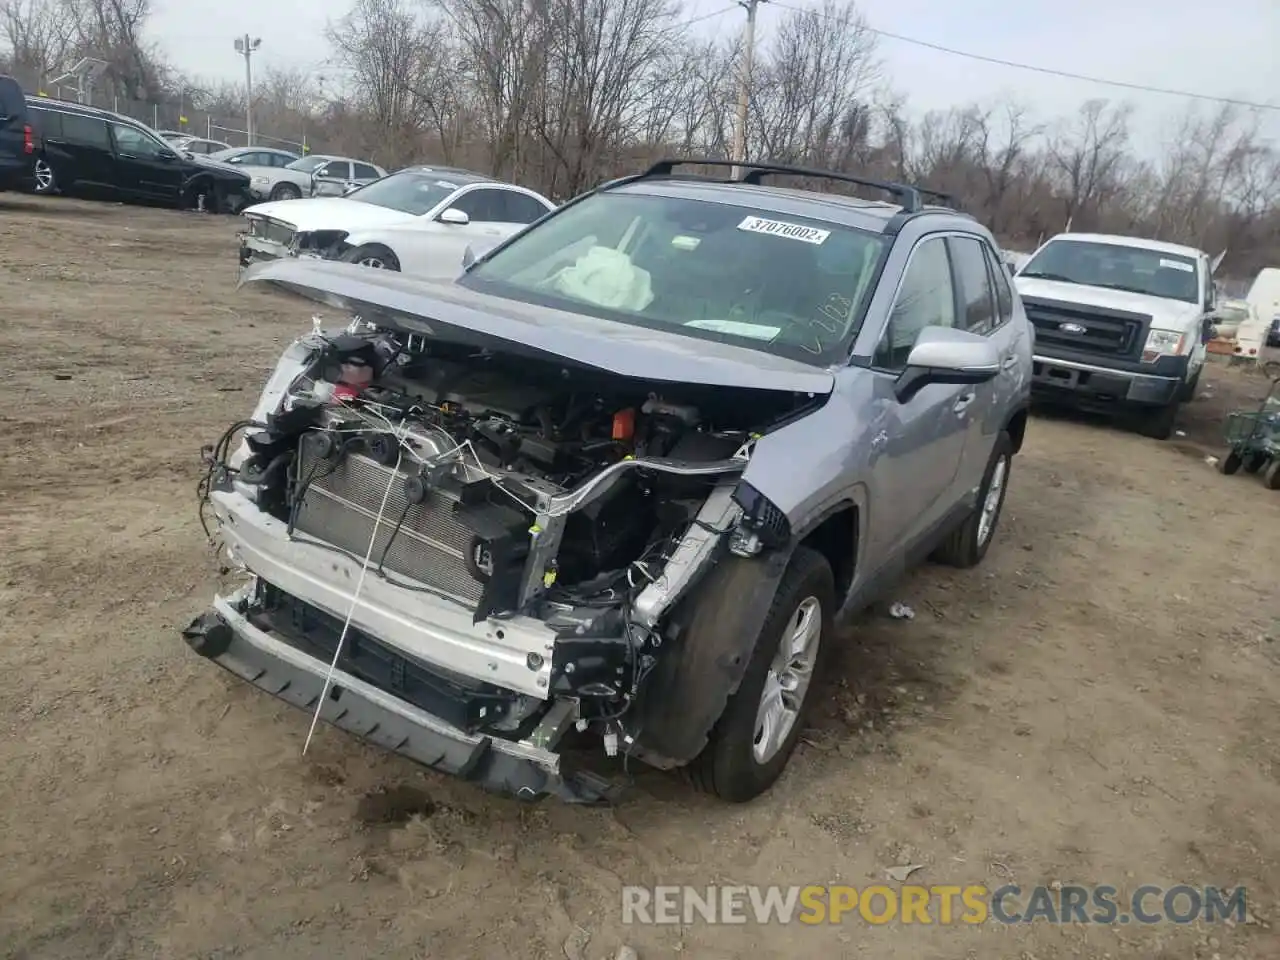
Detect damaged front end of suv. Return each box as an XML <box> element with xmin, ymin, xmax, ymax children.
<box><xmin>186</xmin><ymin>259</ymin><xmax>835</xmax><ymax>803</ymax></box>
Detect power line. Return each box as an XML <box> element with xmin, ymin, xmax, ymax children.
<box><xmin>769</xmin><ymin>0</ymin><xmax>1280</xmax><ymax>113</ymax></box>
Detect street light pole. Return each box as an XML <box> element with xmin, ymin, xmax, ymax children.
<box><xmin>730</xmin><ymin>0</ymin><xmax>765</xmax><ymax>179</ymax></box>
<box><xmin>234</xmin><ymin>35</ymin><xmax>262</xmax><ymax>146</ymax></box>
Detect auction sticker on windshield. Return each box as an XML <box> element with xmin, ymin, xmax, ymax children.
<box><xmin>1159</xmin><ymin>258</ymin><xmax>1194</xmax><ymax>272</ymax></box>
<box><xmin>737</xmin><ymin>216</ymin><xmax>830</xmax><ymax>245</ymax></box>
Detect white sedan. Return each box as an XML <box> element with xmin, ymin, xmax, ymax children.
<box><xmin>238</xmin><ymin>166</ymin><xmax>555</xmax><ymax>278</ymax></box>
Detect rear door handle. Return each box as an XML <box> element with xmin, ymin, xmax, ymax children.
<box><xmin>953</xmin><ymin>392</ymin><xmax>976</xmax><ymax>414</ymax></box>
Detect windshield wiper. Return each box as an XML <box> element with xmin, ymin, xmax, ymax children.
<box><xmin>1019</xmin><ymin>271</ymin><xmax>1078</xmax><ymax>284</ymax></box>
<box><xmin>1092</xmin><ymin>281</ymin><xmax>1183</xmax><ymax>299</ymax></box>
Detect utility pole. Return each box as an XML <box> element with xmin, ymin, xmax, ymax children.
<box><xmin>234</xmin><ymin>34</ymin><xmax>262</xmax><ymax>146</ymax></box>
<box><xmin>731</xmin><ymin>0</ymin><xmax>765</xmax><ymax>178</ymax></box>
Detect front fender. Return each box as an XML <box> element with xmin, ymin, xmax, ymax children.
<box><xmin>631</xmin><ymin>547</ymin><xmax>792</xmax><ymax>767</ymax></box>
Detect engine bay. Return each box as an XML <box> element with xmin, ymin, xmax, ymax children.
<box><xmin>201</xmin><ymin>321</ymin><xmax>817</xmax><ymax>734</ymax></box>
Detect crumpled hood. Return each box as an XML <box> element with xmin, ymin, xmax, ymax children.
<box><xmin>242</xmin><ymin>197</ymin><xmax>419</xmax><ymax>233</ymax></box>
<box><xmin>1016</xmin><ymin>277</ymin><xmax>1202</xmax><ymax>331</ymax></box>
<box><xmin>186</xmin><ymin>155</ymin><xmax>249</xmax><ymax>180</ymax></box>
<box><xmin>238</xmin><ymin>258</ymin><xmax>836</xmax><ymax>395</ymax></box>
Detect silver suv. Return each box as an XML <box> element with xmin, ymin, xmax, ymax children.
<box><xmin>186</xmin><ymin>159</ymin><xmax>1033</xmax><ymax>803</ymax></box>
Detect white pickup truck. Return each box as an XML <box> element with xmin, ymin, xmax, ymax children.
<box><xmin>1013</xmin><ymin>233</ymin><xmax>1221</xmax><ymax>439</ymax></box>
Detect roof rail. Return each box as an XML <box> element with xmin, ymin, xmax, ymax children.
<box><xmin>638</xmin><ymin>157</ymin><xmax>948</xmax><ymax>214</ymax></box>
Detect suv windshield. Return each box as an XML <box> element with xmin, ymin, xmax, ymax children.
<box><xmin>344</xmin><ymin>172</ymin><xmax>462</xmax><ymax>215</ymax></box>
<box><xmin>286</xmin><ymin>156</ymin><xmax>328</xmax><ymax>173</ymax></box>
<box><xmin>463</xmin><ymin>191</ymin><xmax>888</xmax><ymax>363</ymax></box>
<box><xmin>1021</xmin><ymin>239</ymin><xmax>1200</xmax><ymax>304</ymax></box>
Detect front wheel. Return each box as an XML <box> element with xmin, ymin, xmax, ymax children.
<box><xmin>1136</xmin><ymin>399</ymin><xmax>1180</xmax><ymax>440</ymax></box>
<box><xmin>33</xmin><ymin>156</ymin><xmax>56</xmax><ymax>194</ymax></box>
<box><xmin>341</xmin><ymin>243</ymin><xmax>401</xmax><ymax>272</ymax></box>
<box><xmin>1179</xmin><ymin>368</ymin><xmax>1201</xmax><ymax>402</ymax></box>
<box><xmin>270</xmin><ymin>182</ymin><xmax>301</xmax><ymax>201</ymax></box>
<box><xmin>687</xmin><ymin>547</ymin><xmax>834</xmax><ymax>802</ymax></box>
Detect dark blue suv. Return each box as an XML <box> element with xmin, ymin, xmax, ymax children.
<box><xmin>0</xmin><ymin>75</ymin><xmax>34</xmax><ymax>190</ymax></box>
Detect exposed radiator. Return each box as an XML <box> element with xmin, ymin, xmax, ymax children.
<box><xmin>292</xmin><ymin>442</ymin><xmax>485</xmax><ymax>607</ymax></box>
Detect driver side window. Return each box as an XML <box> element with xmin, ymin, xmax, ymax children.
<box><xmin>874</xmin><ymin>237</ymin><xmax>956</xmax><ymax>371</ymax></box>
<box><xmin>110</xmin><ymin>124</ymin><xmax>167</xmax><ymax>158</ymax></box>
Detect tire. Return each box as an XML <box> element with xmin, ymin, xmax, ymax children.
<box><xmin>1218</xmin><ymin>451</ymin><xmax>1243</xmax><ymax>475</ymax></box>
<box><xmin>341</xmin><ymin>244</ymin><xmax>401</xmax><ymax>272</ymax></box>
<box><xmin>1243</xmin><ymin>452</ymin><xmax>1268</xmax><ymax>474</ymax></box>
<box><xmin>33</xmin><ymin>156</ymin><xmax>56</xmax><ymax>194</ymax></box>
<box><xmin>1264</xmin><ymin>459</ymin><xmax>1280</xmax><ymax>491</ymax></box>
<box><xmin>686</xmin><ymin>547</ymin><xmax>834</xmax><ymax>802</ymax></box>
<box><xmin>933</xmin><ymin>431</ymin><xmax>1014</xmax><ymax>569</ymax></box>
<box><xmin>270</xmin><ymin>182</ymin><xmax>301</xmax><ymax>201</ymax></box>
<box><xmin>1179</xmin><ymin>368</ymin><xmax>1201</xmax><ymax>402</ymax></box>
<box><xmin>1136</xmin><ymin>400</ymin><xmax>1180</xmax><ymax>440</ymax></box>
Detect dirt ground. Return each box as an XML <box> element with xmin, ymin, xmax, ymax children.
<box><xmin>2</xmin><ymin>194</ymin><xmax>1280</xmax><ymax>960</ymax></box>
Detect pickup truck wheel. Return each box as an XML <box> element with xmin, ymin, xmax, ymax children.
<box><xmin>1179</xmin><ymin>369</ymin><xmax>1201</xmax><ymax>402</ymax></box>
<box><xmin>270</xmin><ymin>182</ymin><xmax>301</xmax><ymax>201</ymax></box>
<box><xmin>686</xmin><ymin>546</ymin><xmax>834</xmax><ymax>802</ymax></box>
<box><xmin>1136</xmin><ymin>399</ymin><xmax>1180</xmax><ymax>440</ymax></box>
<box><xmin>933</xmin><ymin>432</ymin><xmax>1013</xmax><ymax>569</ymax></box>
<box><xmin>341</xmin><ymin>244</ymin><xmax>401</xmax><ymax>271</ymax></box>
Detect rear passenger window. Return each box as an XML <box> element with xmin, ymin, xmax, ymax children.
<box><xmin>353</xmin><ymin>163</ymin><xmax>381</xmax><ymax>180</ymax></box>
<box><xmin>499</xmin><ymin>190</ymin><xmax>551</xmax><ymax>224</ymax></box>
<box><xmin>61</xmin><ymin>113</ymin><xmax>111</xmax><ymax>148</ymax></box>
<box><xmin>0</xmin><ymin>79</ymin><xmax>23</xmax><ymax>117</ymax></box>
<box><xmin>875</xmin><ymin>237</ymin><xmax>955</xmax><ymax>371</ymax></box>
<box><xmin>29</xmin><ymin>107</ymin><xmax>61</xmax><ymax>138</ymax></box>
<box><xmin>982</xmin><ymin>244</ymin><xmax>1015</xmax><ymax>327</ymax></box>
<box><xmin>948</xmin><ymin>237</ymin><xmax>997</xmax><ymax>335</ymax></box>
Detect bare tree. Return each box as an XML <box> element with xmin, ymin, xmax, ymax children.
<box><xmin>0</xmin><ymin>0</ymin><xmax>73</xmax><ymax>88</ymax></box>
<box><xmin>748</xmin><ymin>0</ymin><xmax>879</xmax><ymax>168</ymax></box>
<box><xmin>1046</xmin><ymin>99</ymin><xmax>1133</xmax><ymax>230</ymax></box>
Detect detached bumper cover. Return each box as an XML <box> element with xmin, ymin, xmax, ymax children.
<box><xmin>1031</xmin><ymin>354</ymin><xmax>1184</xmax><ymax>407</ymax></box>
<box><xmin>183</xmin><ymin>594</ymin><xmax>616</xmax><ymax>803</ymax></box>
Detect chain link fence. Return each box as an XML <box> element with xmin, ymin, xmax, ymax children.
<box><xmin>11</xmin><ymin>67</ymin><xmax>318</xmax><ymax>154</ymax></box>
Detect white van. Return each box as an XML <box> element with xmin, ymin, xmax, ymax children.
<box><xmin>1245</xmin><ymin>268</ymin><xmax>1280</xmax><ymax>353</ymax></box>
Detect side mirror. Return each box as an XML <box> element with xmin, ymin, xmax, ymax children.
<box><xmin>439</xmin><ymin>207</ymin><xmax>470</xmax><ymax>225</ymax></box>
<box><xmin>158</xmin><ymin>151</ymin><xmax>178</xmax><ymax>162</ymax></box>
<box><xmin>893</xmin><ymin>327</ymin><xmax>1001</xmax><ymax>403</ymax></box>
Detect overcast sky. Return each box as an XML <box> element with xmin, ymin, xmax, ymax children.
<box><xmin>150</xmin><ymin>0</ymin><xmax>1279</xmax><ymax>154</ymax></box>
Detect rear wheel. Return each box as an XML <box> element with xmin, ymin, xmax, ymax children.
<box><xmin>686</xmin><ymin>547</ymin><xmax>834</xmax><ymax>802</ymax></box>
<box><xmin>341</xmin><ymin>243</ymin><xmax>401</xmax><ymax>272</ymax></box>
<box><xmin>933</xmin><ymin>432</ymin><xmax>1013</xmax><ymax>569</ymax></box>
<box><xmin>270</xmin><ymin>182</ymin><xmax>301</xmax><ymax>201</ymax></box>
<box><xmin>1264</xmin><ymin>459</ymin><xmax>1280</xmax><ymax>491</ymax></box>
<box><xmin>33</xmin><ymin>156</ymin><xmax>56</xmax><ymax>194</ymax></box>
<box><xmin>1243</xmin><ymin>452</ymin><xmax>1268</xmax><ymax>474</ymax></box>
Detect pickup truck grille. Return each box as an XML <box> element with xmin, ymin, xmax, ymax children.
<box><xmin>292</xmin><ymin>444</ymin><xmax>484</xmax><ymax>607</ymax></box>
<box><xmin>1023</xmin><ymin>298</ymin><xmax>1149</xmax><ymax>360</ymax></box>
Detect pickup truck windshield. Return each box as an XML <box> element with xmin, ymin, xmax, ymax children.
<box><xmin>1021</xmin><ymin>239</ymin><xmax>1200</xmax><ymax>304</ymax></box>
<box><xmin>463</xmin><ymin>191</ymin><xmax>888</xmax><ymax>364</ymax></box>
